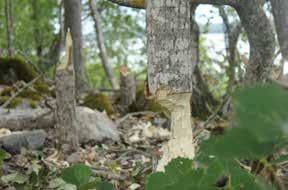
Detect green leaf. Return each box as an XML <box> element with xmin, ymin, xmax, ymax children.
<box><xmin>95</xmin><ymin>181</ymin><xmax>115</xmax><ymax>190</ymax></box>
<box><xmin>61</xmin><ymin>164</ymin><xmax>92</xmax><ymax>188</ymax></box>
<box><xmin>1</xmin><ymin>173</ymin><xmax>27</xmax><ymax>184</ymax></box>
<box><xmin>145</xmin><ymin>158</ymin><xmax>216</xmax><ymax>190</ymax></box>
<box><xmin>201</xmin><ymin>84</ymin><xmax>288</xmax><ymax>160</ymax></box>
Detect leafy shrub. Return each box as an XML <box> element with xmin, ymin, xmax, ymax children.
<box><xmin>146</xmin><ymin>84</ymin><xmax>288</xmax><ymax>190</ymax></box>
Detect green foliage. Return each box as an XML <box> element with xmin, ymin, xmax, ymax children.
<box><xmin>81</xmin><ymin>92</ymin><xmax>115</xmax><ymax>115</ymax></box>
<box><xmin>61</xmin><ymin>164</ymin><xmax>92</xmax><ymax>189</ymax></box>
<box><xmin>146</xmin><ymin>84</ymin><xmax>288</xmax><ymax>190</ymax></box>
<box><xmin>61</xmin><ymin>164</ymin><xmax>114</xmax><ymax>190</ymax></box>
<box><xmin>0</xmin><ymin>57</ymin><xmax>38</xmax><ymax>84</ymax></box>
<box><xmin>201</xmin><ymin>84</ymin><xmax>288</xmax><ymax>160</ymax></box>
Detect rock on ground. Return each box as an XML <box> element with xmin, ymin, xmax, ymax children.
<box><xmin>0</xmin><ymin>129</ymin><xmax>47</xmax><ymax>154</ymax></box>
<box><xmin>76</xmin><ymin>106</ymin><xmax>120</xmax><ymax>143</ymax></box>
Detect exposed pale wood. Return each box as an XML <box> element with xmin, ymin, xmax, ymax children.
<box><xmin>156</xmin><ymin>92</ymin><xmax>194</xmax><ymax>171</ymax></box>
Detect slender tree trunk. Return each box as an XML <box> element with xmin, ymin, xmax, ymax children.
<box><xmin>146</xmin><ymin>0</ymin><xmax>195</xmax><ymax>171</ymax></box>
<box><xmin>270</xmin><ymin>0</ymin><xmax>288</xmax><ymax>68</ymax></box>
<box><xmin>30</xmin><ymin>0</ymin><xmax>44</xmax><ymax>68</ymax></box>
<box><xmin>219</xmin><ymin>7</ymin><xmax>241</xmax><ymax>93</ymax></box>
<box><xmin>234</xmin><ymin>0</ymin><xmax>275</xmax><ymax>85</ymax></box>
<box><xmin>44</xmin><ymin>1</ymin><xmax>65</xmax><ymax>74</ymax></box>
<box><xmin>118</xmin><ymin>66</ymin><xmax>136</xmax><ymax>114</ymax></box>
<box><xmin>4</xmin><ymin>0</ymin><xmax>13</xmax><ymax>56</ymax></box>
<box><xmin>191</xmin><ymin>5</ymin><xmax>218</xmax><ymax>119</ymax></box>
<box><xmin>89</xmin><ymin>0</ymin><xmax>120</xmax><ymax>90</ymax></box>
<box><xmin>63</xmin><ymin>0</ymin><xmax>88</xmax><ymax>96</ymax></box>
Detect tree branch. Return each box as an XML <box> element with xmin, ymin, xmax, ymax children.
<box><xmin>107</xmin><ymin>0</ymin><xmax>237</xmax><ymax>9</ymax></box>
<box><xmin>107</xmin><ymin>0</ymin><xmax>145</xmax><ymax>9</ymax></box>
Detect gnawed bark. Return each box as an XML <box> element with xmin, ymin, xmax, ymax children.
<box><xmin>55</xmin><ymin>31</ymin><xmax>78</xmax><ymax>150</ymax></box>
<box><xmin>235</xmin><ymin>0</ymin><xmax>275</xmax><ymax>85</ymax></box>
<box><xmin>89</xmin><ymin>0</ymin><xmax>120</xmax><ymax>90</ymax></box>
<box><xmin>146</xmin><ymin>0</ymin><xmax>195</xmax><ymax>171</ymax></box>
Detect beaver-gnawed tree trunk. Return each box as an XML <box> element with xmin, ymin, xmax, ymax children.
<box><xmin>146</xmin><ymin>0</ymin><xmax>195</xmax><ymax>171</ymax></box>
<box><xmin>234</xmin><ymin>0</ymin><xmax>275</xmax><ymax>85</ymax></box>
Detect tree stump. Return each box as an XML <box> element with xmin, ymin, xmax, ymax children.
<box><xmin>119</xmin><ymin>66</ymin><xmax>136</xmax><ymax>113</ymax></box>
<box><xmin>55</xmin><ymin>31</ymin><xmax>78</xmax><ymax>151</ymax></box>
<box><xmin>146</xmin><ymin>0</ymin><xmax>195</xmax><ymax>171</ymax></box>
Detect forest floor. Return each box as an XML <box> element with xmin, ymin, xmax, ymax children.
<box><xmin>0</xmin><ymin>108</ymin><xmax>212</xmax><ymax>190</ymax></box>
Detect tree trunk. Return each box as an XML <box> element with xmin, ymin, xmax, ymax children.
<box><xmin>63</xmin><ymin>0</ymin><xmax>88</xmax><ymax>96</ymax></box>
<box><xmin>146</xmin><ymin>0</ymin><xmax>195</xmax><ymax>171</ymax></box>
<box><xmin>4</xmin><ymin>0</ymin><xmax>13</xmax><ymax>56</ymax></box>
<box><xmin>118</xmin><ymin>66</ymin><xmax>136</xmax><ymax>114</ymax></box>
<box><xmin>30</xmin><ymin>0</ymin><xmax>43</xmax><ymax>67</ymax></box>
<box><xmin>219</xmin><ymin>7</ymin><xmax>241</xmax><ymax>94</ymax></box>
<box><xmin>89</xmin><ymin>0</ymin><xmax>120</xmax><ymax>90</ymax></box>
<box><xmin>55</xmin><ymin>32</ymin><xmax>79</xmax><ymax>151</ymax></box>
<box><xmin>270</xmin><ymin>0</ymin><xmax>288</xmax><ymax>68</ymax></box>
<box><xmin>234</xmin><ymin>0</ymin><xmax>275</xmax><ymax>85</ymax></box>
<box><xmin>191</xmin><ymin>5</ymin><xmax>218</xmax><ymax>119</ymax></box>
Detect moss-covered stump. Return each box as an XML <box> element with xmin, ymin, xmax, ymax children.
<box><xmin>0</xmin><ymin>57</ymin><xmax>54</xmax><ymax>108</ymax></box>
<box><xmin>0</xmin><ymin>57</ymin><xmax>38</xmax><ymax>85</ymax></box>
<box><xmin>80</xmin><ymin>92</ymin><xmax>115</xmax><ymax>115</ymax></box>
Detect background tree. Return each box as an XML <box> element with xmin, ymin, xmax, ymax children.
<box><xmin>89</xmin><ymin>0</ymin><xmax>120</xmax><ymax>90</ymax></box>
<box><xmin>4</xmin><ymin>0</ymin><xmax>14</xmax><ymax>56</ymax></box>
<box><xmin>63</xmin><ymin>0</ymin><xmax>88</xmax><ymax>95</ymax></box>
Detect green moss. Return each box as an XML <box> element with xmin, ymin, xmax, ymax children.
<box><xmin>0</xmin><ymin>96</ymin><xmax>23</xmax><ymax>108</ymax></box>
<box><xmin>28</xmin><ymin>99</ymin><xmax>37</xmax><ymax>109</ymax></box>
<box><xmin>81</xmin><ymin>93</ymin><xmax>115</xmax><ymax>115</ymax></box>
<box><xmin>19</xmin><ymin>89</ymin><xmax>42</xmax><ymax>101</ymax></box>
<box><xmin>0</xmin><ymin>86</ymin><xmax>13</xmax><ymax>96</ymax></box>
<box><xmin>34</xmin><ymin>82</ymin><xmax>50</xmax><ymax>95</ymax></box>
<box><xmin>0</xmin><ymin>57</ymin><xmax>38</xmax><ymax>85</ymax></box>
<box><xmin>0</xmin><ymin>96</ymin><xmax>38</xmax><ymax>109</ymax></box>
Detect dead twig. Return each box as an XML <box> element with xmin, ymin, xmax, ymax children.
<box><xmin>116</xmin><ymin>111</ymin><xmax>158</xmax><ymax>127</ymax></box>
<box><xmin>91</xmin><ymin>168</ymin><xmax>128</xmax><ymax>181</ymax></box>
<box><xmin>1</xmin><ymin>75</ymin><xmax>42</xmax><ymax>108</ymax></box>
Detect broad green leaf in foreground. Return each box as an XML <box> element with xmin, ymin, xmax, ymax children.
<box><xmin>201</xmin><ymin>84</ymin><xmax>288</xmax><ymax>160</ymax></box>
<box><xmin>61</xmin><ymin>164</ymin><xmax>92</xmax><ymax>188</ymax></box>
